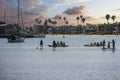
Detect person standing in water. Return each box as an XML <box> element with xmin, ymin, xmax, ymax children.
<box><xmin>108</xmin><ymin>42</ymin><xmax>111</xmax><ymax>48</ymax></box>
<box><xmin>112</xmin><ymin>39</ymin><xmax>115</xmax><ymax>49</ymax></box>
<box><xmin>40</xmin><ymin>39</ymin><xmax>43</xmax><ymax>47</ymax></box>
<box><xmin>53</xmin><ymin>40</ymin><xmax>56</xmax><ymax>47</ymax></box>
<box><xmin>103</xmin><ymin>40</ymin><xmax>106</xmax><ymax>49</ymax></box>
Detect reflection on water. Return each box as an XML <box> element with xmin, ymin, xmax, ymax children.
<box><xmin>0</xmin><ymin>35</ymin><xmax>120</xmax><ymax>80</ymax></box>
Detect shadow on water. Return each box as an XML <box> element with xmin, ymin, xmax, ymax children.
<box><xmin>52</xmin><ymin>47</ymin><xmax>56</xmax><ymax>51</ymax></box>
<box><xmin>40</xmin><ymin>47</ymin><xmax>43</xmax><ymax>50</ymax></box>
<box><xmin>102</xmin><ymin>48</ymin><xmax>116</xmax><ymax>53</ymax></box>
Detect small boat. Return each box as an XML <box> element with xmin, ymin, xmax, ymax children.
<box><xmin>84</xmin><ymin>44</ymin><xmax>102</xmax><ymax>47</ymax></box>
<box><xmin>33</xmin><ymin>34</ymin><xmax>46</xmax><ymax>38</ymax></box>
<box><xmin>7</xmin><ymin>35</ymin><xmax>25</xmax><ymax>43</ymax></box>
<box><xmin>48</xmin><ymin>44</ymin><xmax>69</xmax><ymax>47</ymax></box>
<box><xmin>7</xmin><ymin>0</ymin><xmax>25</xmax><ymax>43</ymax></box>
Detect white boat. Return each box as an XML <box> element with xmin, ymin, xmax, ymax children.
<box><xmin>33</xmin><ymin>34</ymin><xmax>46</xmax><ymax>38</ymax></box>
<box><xmin>7</xmin><ymin>35</ymin><xmax>24</xmax><ymax>43</ymax></box>
<box><xmin>7</xmin><ymin>0</ymin><xmax>25</xmax><ymax>43</ymax></box>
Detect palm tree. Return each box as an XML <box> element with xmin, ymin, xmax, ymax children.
<box><xmin>105</xmin><ymin>14</ymin><xmax>110</xmax><ymax>24</ymax></box>
<box><xmin>80</xmin><ymin>15</ymin><xmax>83</xmax><ymax>20</ymax></box>
<box><xmin>66</xmin><ymin>21</ymin><xmax>69</xmax><ymax>26</ymax></box>
<box><xmin>82</xmin><ymin>18</ymin><xmax>86</xmax><ymax>25</ymax></box>
<box><xmin>76</xmin><ymin>16</ymin><xmax>80</xmax><ymax>25</ymax></box>
<box><xmin>63</xmin><ymin>17</ymin><xmax>66</xmax><ymax>26</ymax></box>
<box><xmin>63</xmin><ymin>17</ymin><xmax>66</xmax><ymax>21</ymax></box>
<box><xmin>48</xmin><ymin>18</ymin><xmax>52</xmax><ymax>26</ymax></box>
<box><xmin>35</xmin><ymin>18</ymin><xmax>38</xmax><ymax>24</ymax></box>
<box><xmin>111</xmin><ymin>15</ymin><xmax>116</xmax><ymax>23</ymax></box>
<box><xmin>44</xmin><ymin>19</ymin><xmax>48</xmax><ymax>26</ymax></box>
<box><xmin>82</xmin><ymin>18</ymin><xmax>86</xmax><ymax>33</ymax></box>
<box><xmin>59</xmin><ymin>17</ymin><xmax>61</xmax><ymax>26</ymax></box>
<box><xmin>54</xmin><ymin>21</ymin><xmax>57</xmax><ymax>27</ymax></box>
<box><xmin>38</xmin><ymin>20</ymin><xmax>42</xmax><ymax>25</ymax></box>
<box><xmin>80</xmin><ymin>15</ymin><xmax>83</xmax><ymax>25</ymax></box>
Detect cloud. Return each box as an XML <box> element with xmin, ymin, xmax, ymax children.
<box><xmin>112</xmin><ymin>8</ymin><xmax>120</xmax><ymax>12</ymax></box>
<box><xmin>21</xmin><ymin>0</ymin><xmax>43</xmax><ymax>10</ymax></box>
<box><xmin>21</xmin><ymin>0</ymin><xmax>49</xmax><ymax>16</ymax></box>
<box><xmin>63</xmin><ymin>6</ymin><xmax>86</xmax><ymax>15</ymax></box>
<box><xmin>37</xmin><ymin>16</ymin><xmax>46</xmax><ymax>20</ymax></box>
<box><xmin>76</xmin><ymin>0</ymin><xmax>91</xmax><ymax>2</ymax></box>
<box><xmin>54</xmin><ymin>14</ymin><xmax>65</xmax><ymax>19</ymax></box>
<box><xmin>0</xmin><ymin>0</ymin><xmax>49</xmax><ymax>26</ymax></box>
<box><xmin>0</xmin><ymin>0</ymin><xmax>97</xmax><ymax>26</ymax></box>
<box><xmin>0</xmin><ymin>0</ymin><xmax>14</xmax><ymax>10</ymax></box>
<box><xmin>53</xmin><ymin>0</ymin><xmax>91</xmax><ymax>8</ymax></box>
<box><xmin>24</xmin><ymin>6</ymin><xmax>49</xmax><ymax>16</ymax></box>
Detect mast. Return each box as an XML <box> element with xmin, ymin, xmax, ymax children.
<box><xmin>4</xmin><ymin>9</ymin><xmax>6</xmax><ymax>23</ymax></box>
<box><xmin>18</xmin><ymin>0</ymin><xmax>20</xmax><ymax>26</ymax></box>
<box><xmin>20</xmin><ymin>7</ymin><xmax>24</xmax><ymax>32</ymax></box>
<box><xmin>18</xmin><ymin>0</ymin><xmax>24</xmax><ymax>33</ymax></box>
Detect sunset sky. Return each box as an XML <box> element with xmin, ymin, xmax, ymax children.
<box><xmin>0</xmin><ymin>0</ymin><xmax>120</xmax><ymax>26</ymax></box>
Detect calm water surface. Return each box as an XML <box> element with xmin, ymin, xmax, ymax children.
<box><xmin>0</xmin><ymin>35</ymin><xmax>120</xmax><ymax>80</ymax></box>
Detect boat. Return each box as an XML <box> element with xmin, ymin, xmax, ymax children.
<box><xmin>84</xmin><ymin>44</ymin><xmax>102</xmax><ymax>47</ymax></box>
<box><xmin>7</xmin><ymin>0</ymin><xmax>25</xmax><ymax>43</ymax></box>
<box><xmin>48</xmin><ymin>44</ymin><xmax>69</xmax><ymax>47</ymax></box>
<box><xmin>33</xmin><ymin>33</ymin><xmax>46</xmax><ymax>38</ymax></box>
<box><xmin>7</xmin><ymin>35</ymin><xmax>24</xmax><ymax>43</ymax></box>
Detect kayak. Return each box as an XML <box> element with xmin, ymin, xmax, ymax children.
<box><xmin>48</xmin><ymin>44</ymin><xmax>69</xmax><ymax>47</ymax></box>
<box><xmin>84</xmin><ymin>44</ymin><xmax>102</xmax><ymax>47</ymax></box>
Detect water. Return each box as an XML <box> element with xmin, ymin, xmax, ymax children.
<box><xmin>0</xmin><ymin>35</ymin><xmax>120</xmax><ymax>80</ymax></box>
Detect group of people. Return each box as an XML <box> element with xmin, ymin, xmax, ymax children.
<box><xmin>88</xmin><ymin>39</ymin><xmax>115</xmax><ymax>49</ymax></box>
<box><xmin>89</xmin><ymin>41</ymin><xmax>104</xmax><ymax>47</ymax></box>
<box><xmin>53</xmin><ymin>40</ymin><xmax>66</xmax><ymax>47</ymax></box>
<box><xmin>39</xmin><ymin>39</ymin><xmax>115</xmax><ymax>49</ymax></box>
<box><xmin>103</xmin><ymin>39</ymin><xmax>115</xmax><ymax>49</ymax></box>
<box><xmin>39</xmin><ymin>39</ymin><xmax>67</xmax><ymax>48</ymax></box>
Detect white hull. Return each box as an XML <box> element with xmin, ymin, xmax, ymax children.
<box><xmin>33</xmin><ymin>34</ymin><xmax>46</xmax><ymax>38</ymax></box>
<box><xmin>8</xmin><ymin>37</ymin><xmax>25</xmax><ymax>43</ymax></box>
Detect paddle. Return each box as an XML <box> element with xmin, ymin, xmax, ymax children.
<box><xmin>36</xmin><ymin>45</ymin><xmax>40</xmax><ymax>49</ymax></box>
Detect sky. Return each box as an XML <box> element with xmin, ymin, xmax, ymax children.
<box><xmin>0</xmin><ymin>0</ymin><xmax>120</xmax><ymax>27</ymax></box>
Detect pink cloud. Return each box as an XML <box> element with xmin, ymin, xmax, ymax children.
<box><xmin>63</xmin><ymin>6</ymin><xmax>86</xmax><ymax>15</ymax></box>
<box><xmin>76</xmin><ymin>0</ymin><xmax>91</xmax><ymax>2</ymax></box>
<box><xmin>21</xmin><ymin>0</ymin><xmax>43</xmax><ymax>10</ymax></box>
<box><xmin>37</xmin><ymin>16</ymin><xmax>46</xmax><ymax>20</ymax></box>
<box><xmin>112</xmin><ymin>8</ymin><xmax>120</xmax><ymax>12</ymax></box>
<box><xmin>54</xmin><ymin>14</ymin><xmax>65</xmax><ymax>19</ymax></box>
<box><xmin>53</xmin><ymin>0</ymin><xmax>91</xmax><ymax>8</ymax></box>
<box><xmin>0</xmin><ymin>0</ymin><xmax>48</xmax><ymax>27</ymax></box>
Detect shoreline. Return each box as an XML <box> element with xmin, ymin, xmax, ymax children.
<box><xmin>0</xmin><ymin>34</ymin><xmax>119</xmax><ymax>38</ymax></box>
<box><xmin>47</xmin><ymin>34</ymin><xmax>120</xmax><ymax>37</ymax></box>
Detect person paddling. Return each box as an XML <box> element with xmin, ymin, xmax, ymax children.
<box><xmin>108</xmin><ymin>42</ymin><xmax>110</xmax><ymax>49</ymax></box>
<box><xmin>103</xmin><ymin>40</ymin><xmax>106</xmax><ymax>49</ymax></box>
<box><xmin>40</xmin><ymin>39</ymin><xmax>43</xmax><ymax>47</ymax></box>
<box><xmin>53</xmin><ymin>40</ymin><xmax>56</xmax><ymax>47</ymax></box>
<box><xmin>112</xmin><ymin>39</ymin><xmax>115</xmax><ymax>49</ymax></box>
